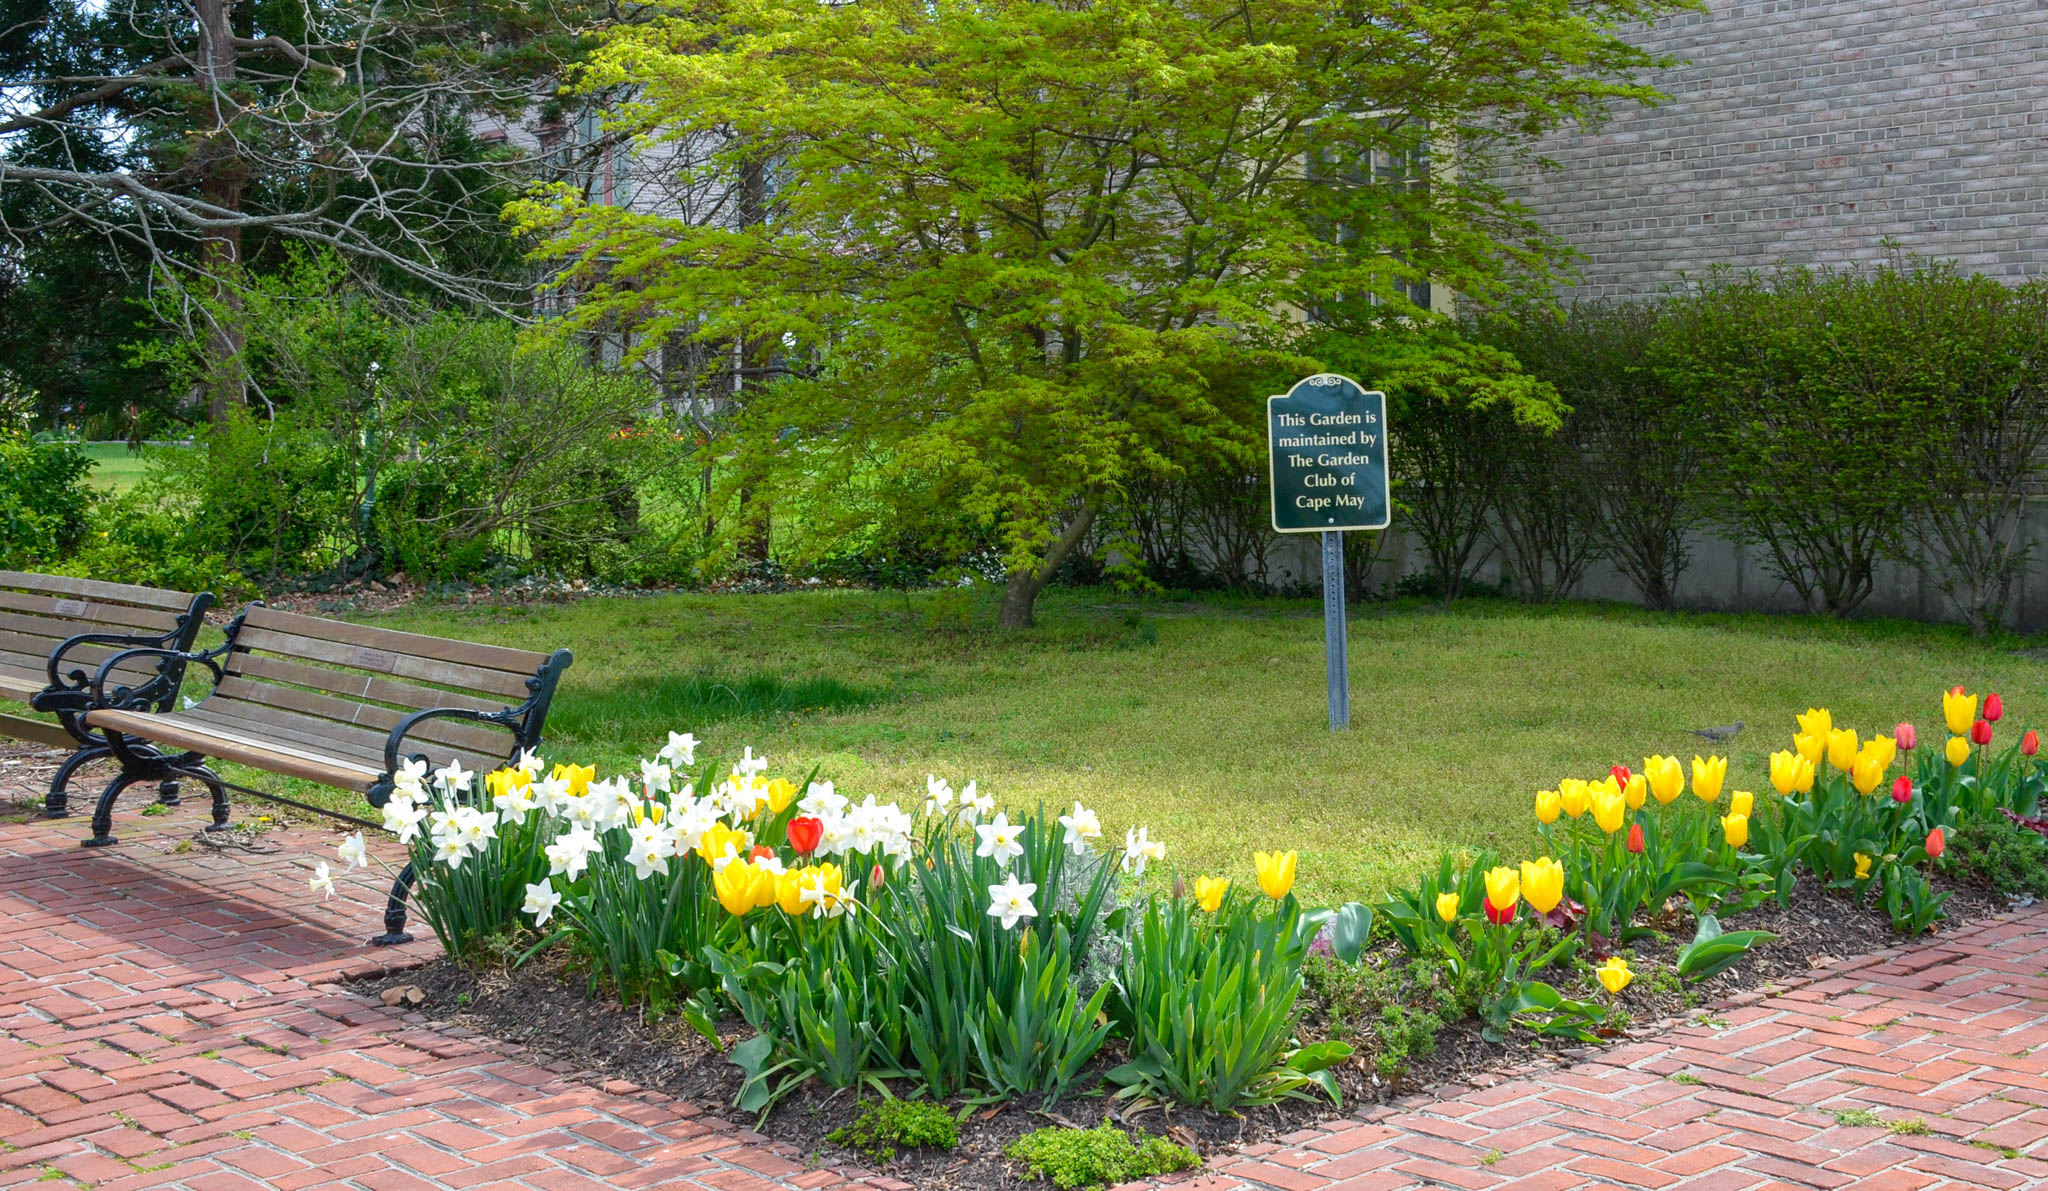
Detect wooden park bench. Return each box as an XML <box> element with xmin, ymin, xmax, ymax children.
<box><xmin>77</xmin><ymin>604</ymin><xmax>572</xmax><ymax>944</ymax></box>
<box><xmin>0</xmin><ymin>571</ymin><xmax>214</xmax><ymax>812</ymax></box>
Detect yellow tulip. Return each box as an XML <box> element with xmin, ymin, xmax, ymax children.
<box><xmin>1644</xmin><ymin>756</ymin><xmax>1685</xmax><ymax>805</ymax></box>
<box><xmin>1591</xmin><ymin>785</ymin><xmax>1626</xmax><ymax>835</ymax></box>
<box><xmin>1730</xmin><ymin>790</ymin><xmax>1754</xmax><ymax>818</ymax></box>
<box><xmin>1722</xmin><ymin>813</ymin><xmax>1748</xmax><ymax>849</ymax></box>
<box><xmin>765</xmin><ymin>778</ymin><xmax>799</xmax><ymax>815</ymax></box>
<box><xmin>1691</xmin><ymin>755</ymin><xmax>1727</xmax><ymax>802</ymax></box>
<box><xmin>1826</xmin><ymin>728</ymin><xmax>1859</xmax><ymax>773</ymax></box>
<box><xmin>698</xmin><ymin>822</ymin><xmax>751</xmax><ymax>866</ymax></box>
<box><xmin>553</xmin><ymin>762</ymin><xmax>596</xmax><ymax>796</ymax></box>
<box><xmin>1196</xmin><ymin>876</ymin><xmax>1231</xmax><ymax>913</ymax></box>
<box><xmin>1483</xmin><ymin>865</ymin><xmax>1521</xmax><ymax>913</ymax></box>
<box><xmin>1854</xmin><ymin>852</ymin><xmax>1873</xmax><ymax>880</ymax></box>
<box><xmin>1851</xmin><ymin>752</ymin><xmax>1885</xmax><ymax>795</ymax></box>
<box><xmin>1796</xmin><ymin>707</ymin><xmax>1832</xmax><ymax>741</ymax></box>
<box><xmin>713</xmin><ymin>861</ymin><xmax>765</xmax><ymax>916</ymax></box>
<box><xmin>485</xmin><ymin>768</ymin><xmax>530</xmax><ymax>800</ymax></box>
<box><xmin>776</xmin><ymin>868</ymin><xmax>808</xmax><ymax>916</ymax></box>
<box><xmin>1943</xmin><ymin>687</ymin><xmax>1977</xmax><ymax>736</ymax></box>
<box><xmin>1559</xmin><ymin>779</ymin><xmax>1590</xmax><ymax>818</ymax></box>
<box><xmin>1254</xmin><ymin>850</ymin><xmax>1297</xmax><ymax>900</ymax></box>
<box><xmin>1534</xmin><ymin>789</ymin><xmax>1562</xmax><ymax>824</ymax></box>
<box><xmin>1520</xmin><ymin>857</ymin><xmax>1565</xmax><ymax>915</ymax></box>
<box><xmin>1769</xmin><ymin>750</ymin><xmax>1815</xmax><ymax>795</ymax></box>
<box><xmin>1946</xmin><ymin>735</ymin><xmax>1971</xmax><ymax>767</ymax></box>
<box><xmin>1864</xmin><ymin>735</ymin><xmax>1898</xmax><ymax>772</ymax></box>
<box><xmin>1623</xmin><ymin>773</ymin><xmax>1648</xmax><ymax>810</ymax></box>
<box><xmin>1597</xmin><ymin>956</ymin><xmax>1634</xmax><ymax>995</ymax></box>
<box><xmin>1434</xmin><ymin>892</ymin><xmax>1459</xmax><ymax>923</ymax></box>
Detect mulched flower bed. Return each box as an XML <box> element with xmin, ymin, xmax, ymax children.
<box><xmin>352</xmin><ymin>877</ymin><xmax>2012</xmax><ymax>1191</ymax></box>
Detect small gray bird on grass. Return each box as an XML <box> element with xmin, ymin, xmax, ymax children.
<box><xmin>1686</xmin><ymin>721</ymin><xmax>1744</xmax><ymax>744</ymax></box>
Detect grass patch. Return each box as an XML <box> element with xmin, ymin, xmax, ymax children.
<box><xmin>544</xmin><ymin>670</ymin><xmax>884</xmax><ymax>751</ymax></box>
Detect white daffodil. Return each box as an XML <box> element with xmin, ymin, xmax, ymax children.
<box><xmin>639</xmin><ymin>758</ymin><xmax>673</xmax><ymax>796</ymax></box>
<box><xmin>735</xmin><ymin>746</ymin><xmax>768</xmax><ymax>776</ymax></box>
<box><xmin>427</xmin><ymin>809</ymin><xmax>463</xmax><ymax>844</ymax></box>
<box><xmin>455</xmin><ymin>806</ymin><xmax>499</xmax><ymax>848</ymax></box>
<box><xmin>397</xmin><ymin>757</ymin><xmax>430</xmax><ymax>788</ymax></box>
<box><xmin>799</xmin><ymin>781</ymin><xmax>846</xmax><ymax>819</ymax></box>
<box><xmin>522</xmin><ymin>879</ymin><xmax>561</xmax><ymax>927</ymax></box>
<box><xmin>668</xmin><ymin>798</ymin><xmax>718</xmax><ymax>852</ymax></box>
<box><xmin>961</xmin><ymin>781</ymin><xmax>994</xmax><ymax>823</ymax></box>
<box><xmin>923</xmin><ymin>775</ymin><xmax>954</xmax><ymax>815</ymax></box>
<box><xmin>336</xmin><ymin>832</ymin><xmax>369</xmax><ymax>871</ymax></box>
<box><xmin>309</xmin><ymin>861</ymin><xmax>335</xmax><ymax>900</ymax></box>
<box><xmin>986</xmin><ymin>874</ymin><xmax>1038</xmax><ymax>930</ymax></box>
<box><xmin>658</xmin><ymin>731</ymin><xmax>699</xmax><ymax>768</ymax></box>
<box><xmin>1122</xmin><ymin>826</ymin><xmax>1166</xmax><ymax>877</ymax></box>
<box><xmin>382</xmin><ymin>800</ymin><xmax>427</xmax><ymax>844</ymax></box>
<box><xmin>975</xmin><ymin>813</ymin><xmax>1026</xmax><ymax>867</ymax></box>
<box><xmin>530</xmin><ymin>774</ymin><xmax>572</xmax><ymax>815</ymax></box>
<box><xmin>626</xmin><ymin>836</ymin><xmax>669</xmax><ymax>881</ymax></box>
<box><xmin>545</xmin><ymin>826</ymin><xmax>599</xmax><ymax>880</ymax></box>
<box><xmin>815</xmin><ymin>815</ymin><xmax>853</xmax><ymax>858</ymax></box>
<box><xmin>512</xmin><ymin>748</ymin><xmax>545</xmax><ymax>776</ymax></box>
<box><xmin>433</xmin><ymin>759</ymin><xmax>473</xmax><ymax>794</ymax></box>
<box><xmin>1057</xmin><ymin>802</ymin><xmax>1101</xmax><ymax>855</ymax></box>
<box><xmin>434</xmin><ymin>836</ymin><xmax>470</xmax><ymax>870</ymax></box>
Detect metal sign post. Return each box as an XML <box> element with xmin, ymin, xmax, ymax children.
<box><xmin>1268</xmin><ymin>374</ymin><xmax>1390</xmax><ymax>731</ymax></box>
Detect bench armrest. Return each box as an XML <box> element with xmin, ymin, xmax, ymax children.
<box><xmin>82</xmin><ymin>642</ymin><xmax>230</xmax><ymax>713</ymax></box>
<box><xmin>35</xmin><ymin>629</ymin><xmax>182</xmax><ymax>711</ymax></box>
<box><xmin>374</xmin><ymin>706</ymin><xmax>524</xmax><ymax>807</ymax></box>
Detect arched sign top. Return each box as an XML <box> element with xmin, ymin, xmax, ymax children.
<box><xmin>1267</xmin><ymin>373</ymin><xmax>1391</xmax><ymax>534</ymax></box>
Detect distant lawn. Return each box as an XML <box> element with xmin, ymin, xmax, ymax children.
<box><xmin>302</xmin><ymin>588</ymin><xmax>2048</xmax><ymax>905</ymax></box>
<box><xmin>80</xmin><ymin>441</ymin><xmax>155</xmax><ymax>493</ymax></box>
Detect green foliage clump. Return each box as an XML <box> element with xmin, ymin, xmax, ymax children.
<box><xmin>1938</xmin><ymin>815</ymin><xmax>2048</xmax><ymax>899</ymax></box>
<box><xmin>1006</xmin><ymin>1124</ymin><xmax>1199</xmax><ymax>1191</ymax></box>
<box><xmin>826</xmin><ymin>1099</ymin><xmax>960</xmax><ymax>1164</ymax></box>
<box><xmin>0</xmin><ymin>428</ymin><xmax>96</xmax><ymax>567</ymax></box>
<box><xmin>1303</xmin><ymin>955</ymin><xmax>1453</xmax><ymax>1083</ymax></box>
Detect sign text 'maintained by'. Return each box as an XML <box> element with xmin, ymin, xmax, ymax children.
<box><xmin>1267</xmin><ymin>374</ymin><xmax>1390</xmax><ymax>534</ymax></box>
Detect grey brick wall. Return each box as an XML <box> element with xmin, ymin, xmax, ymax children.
<box><xmin>1499</xmin><ymin>0</ymin><xmax>2048</xmax><ymax>296</ymax></box>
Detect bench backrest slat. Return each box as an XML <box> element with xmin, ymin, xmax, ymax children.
<box><xmin>212</xmin><ymin>675</ymin><xmax>520</xmax><ymax>758</ymax></box>
<box><xmin>225</xmin><ymin>652</ymin><xmax>509</xmax><ymax>715</ymax></box>
<box><xmin>0</xmin><ymin>570</ymin><xmax>199</xmax><ymax>614</ymax></box>
<box><xmin>0</xmin><ymin>591</ymin><xmax>188</xmax><ymax>636</ymax></box>
<box><xmin>241</xmin><ymin>606</ymin><xmax>550</xmax><ymax>675</ymax></box>
<box><xmin>232</xmin><ymin>622</ymin><xmax>538</xmax><ymax>702</ymax></box>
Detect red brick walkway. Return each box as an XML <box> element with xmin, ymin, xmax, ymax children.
<box><xmin>3</xmin><ymin>774</ymin><xmax>2046</xmax><ymax>1191</ymax></box>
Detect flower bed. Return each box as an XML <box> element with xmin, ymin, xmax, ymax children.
<box><xmin>323</xmin><ymin>686</ymin><xmax>2044</xmax><ymax>1185</ymax></box>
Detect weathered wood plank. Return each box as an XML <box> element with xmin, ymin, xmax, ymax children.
<box><xmin>0</xmin><ymin>571</ymin><xmax>196</xmax><ymax>613</ymax></box>
<box><xmin>233</xmin><ymin>625</ymin><xmax>536</xmax><ymax>701</ymax></box>
<box><xmin>0</xmin><ymin>710</ymin><xmax>73</xmax><ymax>749</ymax></box>
<box><xmin>0</xmin><ymin>591</ymin><xmax>185</xmax><ymax>634</ymax></box>
<box><xmin>210</xmin><ymin>677</ymin><xmax>514</xmax><ymax>757</ymax></box>
<box><xmin>242</xmin><ymin>606</ymin><xmax>549</xmax><ymax>675</ymax></box>
<box><xmin>84</xmin><ymin>709</ymin><xmax>382</xmax><ymax>790</ymax></box>
<box><xmin>226</xmin><ymin>653</ymin><xmax>508</xmax><ymax>715</ymax></box>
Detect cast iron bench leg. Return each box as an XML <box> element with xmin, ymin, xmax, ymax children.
<box><xmin>372</xmin><ymin>863</ymin><xmax>417</xmax><ymax>947</ymax></box>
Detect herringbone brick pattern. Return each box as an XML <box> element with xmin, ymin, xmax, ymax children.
<box><xmin>2</xmin><ymin>776</ymin><xmax>2044</xmax><ymax>1191</ymax></box>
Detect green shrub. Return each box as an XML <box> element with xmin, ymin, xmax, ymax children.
<box><xmin>1006</xmin><ymin>1124</ymin><xmax>1198</xmax><ymax>1191</ymax></box>
<box><xmin>0</xmin><ymin>430</ymin><xmax>97</xmax><ymax>566</ymax></box>
<box><xmin>1304</xmin><ymin>954</ymin><xmax>1454</xmax><ymax>1083</ymax></box>
<box><xmin>54</xmin><ymin>489</ymin><xmax>254</xmax><ymax>600</ymax></box>
<box><xmin>826</xmin><ymin>1099</ymin><xmax>960</xmax><ymax>1164</ymax></box>
<box><xmin>1938</xmin><ymin>816</ymin><xmax>2048</xmax><ymax>900</ymax></box>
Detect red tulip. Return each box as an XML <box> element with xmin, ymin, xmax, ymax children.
<box><xmin>1610</xmin><ymin>764</ymin><xmax>1633</xmax><ymax>788</ymax></box>
<box><xmin>1985</xmin><ymin>693</ymin><xmax>2004</xmax><ymax>722</ymax></box>
<box><xmin>869</xmin><ymin>863</ymin><xmax>886</xmax><ymax>890</ymax></box>
<box><xmin>1972</xmin><ymin>719</ymin><xmax>1994</xmax><ymax>746</ymax></box>
<box><xmin>1891</xmin><ymin>775</ymin><xmax>1913</xmax><ymax>804</ymax></box>
<box><xmin>786</xmin><ymin>815</ymin><xmax>823</xmax><ymax>856</ymax></box>
<box><xmin>1895</xmin><ymin>722</ymin><xmax>1917</xmax><ymax>751</ymax></box>
<box><xmin>2025</xmin><ymin>730</ymin><xmax>2040</xmax><ymax>757</ymax></box>
<box><xmin>749</xmin><ymin>844</ymin><xmax>775</xmax><ymax>862</ymax></box>
<box><xmin>1626</xmin><ymin>823</ymin><xmax>1645</xmax><ymax>854</ymax></box>
<box><xmin>1483</xmin><ymin>897</ymin><xmax>1516</xmax><ymax>926</ymax></box>
<box><xmin>1926</xmin><ymin>827</ymin><xmax>1945</xmax><ymax>861</ymax></box>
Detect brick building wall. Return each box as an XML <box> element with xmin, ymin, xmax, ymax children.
<box><xmin>1498</xmin><ymin>0</ymin><xmax>2048</xmax><ymax>297</ymax></box>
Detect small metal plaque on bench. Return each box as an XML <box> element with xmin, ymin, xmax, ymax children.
<box><xmin>348</xmin><ymin>647</ymin><xmax>397</xmax><ymax>670</ymax></box>
<box><xmin>54</xmin><ymin>599</ymin><xmax>87</xmax><ymax>616</ymax></box>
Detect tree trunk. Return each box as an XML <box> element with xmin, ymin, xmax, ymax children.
<box><xmin>995</xmin><ymin>499</ymin><xmax>1099</xmax><ymax>630</ymax></box>
<box><xmin>731</xmin><ymin>150</ymin><xmax>771</xmax><ymax>564</ymax></box>
<box><xmin>196</xmin><ymin>0</ymin><xmax>246</xmax><ymax>424</ymax></box>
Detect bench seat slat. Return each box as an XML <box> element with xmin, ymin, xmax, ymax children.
<box><xmin>226</xmin><ymin>653</ymin><xmax>509</xmax><ymax>715</ymax></box>
<box><xmin>233</xmin><ymin>624</ymin><xmax>537</xmax><ymax>701</ymax></box>
<box><xmin>180</xmin><ymin>704</ymin><xmax>498</xmax><ymax>777</ymax></box>
<box><xmin>211</xmin><ymin>676</ymin><xmax>516</xmax><ymax>757</ymax></box>
<box><xmin>0</xmin><ymin>571</ymin><xmax>198</xmax><ymax>613</ymax></box>
<box><xmin>242</xmin><ymin>605</ymin><xmax>551</xmax><ymax>675</ymax></box>
<box><xmin>82</xmin><ymin>708</ymin><xmax>383</xmax><ymax>791</ymax></box>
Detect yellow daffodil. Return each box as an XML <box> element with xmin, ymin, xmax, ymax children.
<box><xmin>1722</xmin><ymin>813</ymin><xmax>1749</xmax><ymax>849</ymax></box>
<box><xmin>1196</xmin><ymin>876</ymin><xmax>1231</xmax><ymax>913</ymax></box>
<box><xmin>1826</xmin><ymin>728</ymin><xmax>1859</xmax><ymax>773</ymax></box>
<box><xmin>1851</xmin><ymin>752</ymin><xmax>1885</xmax><ymax>796</ymax></box>
<box><xmin>1644</xmin><ymin>755</ymin><xmax>1685</xmax><ymax>805</ymax></box>
<box><xmin>1943</xmin><ymin>687</ymin><xmax>1977</xmax><ymax>735</ymax></box>
<box><xmin>1534</xmin><ymin>789</ymin><xmax>1562</xmax><ymax>824</ymax></box>
<box><xmin>1691</xmin><ymin>755</ymin><xmax>1727</xmax><ymax>802</ymax></box>
<box><xmin>1623</xmin><ymin>773</ymin><xmax>1648</xmax><ymax>810</ymax></box>
<box><xmin>1560</xmin><ymin>779</ymin><xmax>1590</xmax><ymax>818</ymax></box>
<box><xmin>765</xmin><ymin>778</ymin><xmax>799</xmax><ymax>815</ymax></box>
<box><xmin>1434</xmin><ymin>892</ymin><xmax>1459</xmax><ymax>923</ymax></box>
<box><xmin>1854</xmin><ymin>852</ymin><xmax>1873</xmax><ymax>880</ymax></box>
<box><xmin>1597</xmin><ymin>956</ymin><xmax>1634</xmax><ymax>995</ymax></box>
<box><xmin>1520</xmin><ymin>857</ymin><xmax>1565</xmax><ymax>915</ymax></box>
<box><xmin>1254</xmin><ymin>850</ymin><xmax>1298</xmax><ymax>900</ymax></box>
<box><xmin>1730</xmin><ymin>790</ymin><xmax>1754</xmax><ymax>818</ymax></box>
<box><xmin>1797</xmin><ymin>707</ymin><xmax>1832</xmax><ymax>741</ymax></box>
<box><xmin>1483</xmin><ymin>865</ymin><xmax>1521</xmax><ymax>913</ymax></box>
<box><xmin>1946</xmin><ymin>735</ymin><xmax>1971</xmax><ymax>767</ymax></box>
<box><xmin>1770</xmin><ymin>750</ymin><xmax>1815</xmax><ymax>796</ymax></box>
<box><xmin>1591</xmin><ymin>784</ymin><xmax>1626</xmax><ymax>835</ymax></box>
<box><xmin>1794</xmin><ymin>733</ymin><xmax>1825</xmax><ymax>766</ymax></box>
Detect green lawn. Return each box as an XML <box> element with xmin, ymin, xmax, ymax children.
<box><xmin>80</xmin><ymin>442</ymin><xmax>153</xmax><ymax>493</ymax></box>
<box><xmin>324</xmin><ymin>589</ymin><xmax>2048</xmax><ymax>904</ymax></box>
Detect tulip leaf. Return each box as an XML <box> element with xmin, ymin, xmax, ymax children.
<box><xmin>1675</xmin><ymin>915</ymin><xmax>1777</xmax><ymax>982</ymax></box>
<box><xmin>1327</xmin><ymin>902</ymin><xmax>1374</xmax><ymax>964</ymax></box>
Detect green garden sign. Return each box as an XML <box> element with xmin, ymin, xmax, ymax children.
<box><xmin>1268</xmin><ymin>373</ymin><xmax>1389</xmax><ymax>730</ymax></box>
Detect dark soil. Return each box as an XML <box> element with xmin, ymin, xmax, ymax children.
<box><xmin>350</xmin><ymin>876</ymin><xmax>2015</xmax><ymax>1191</ymax></box>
